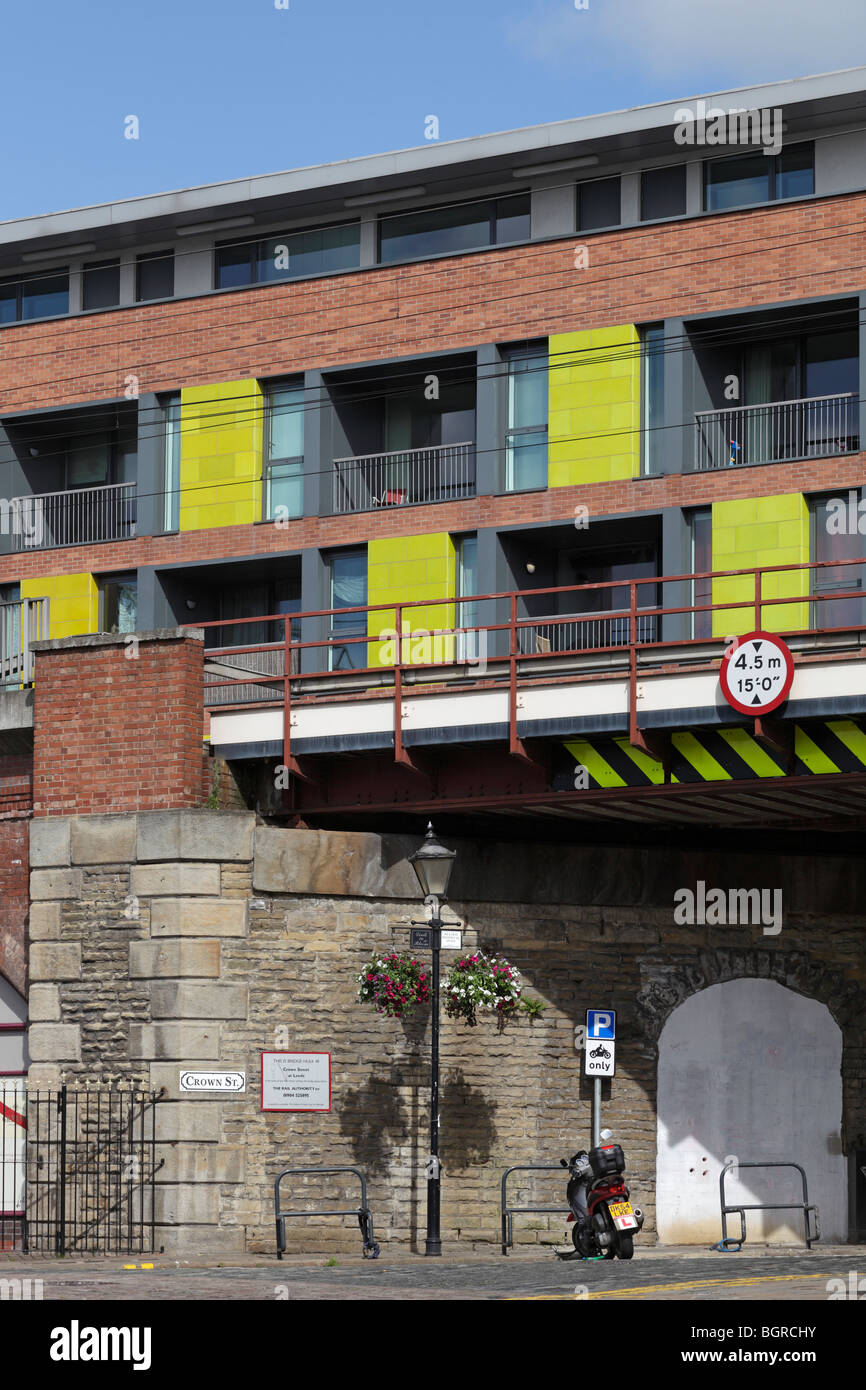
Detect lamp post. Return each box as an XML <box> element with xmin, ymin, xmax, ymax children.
<box><xmin>409</xmin><ymin>821</ymin><xmax>456</xmax><ymax>1257</ymax></box>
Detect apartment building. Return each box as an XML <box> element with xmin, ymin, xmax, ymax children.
<box><xmin>2</xmin><ymin>68</ymin><xmax>866</xmax><ymax>1253</ymax></box>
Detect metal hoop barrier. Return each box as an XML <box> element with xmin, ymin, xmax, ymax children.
<box><xmin>501</xmin><ymin>1164</ymin><xmax>572</xmax><ymax>1255</ymax></box>
<box><xmin>717</xmin><ymin>1160</ymin><xmax>820</xmax><ymax>1251</ymax></box>
<box><xmin>274</xmin><ymin>1166</ymin><xmax>380</xmax><ymax>1260</ymax></box>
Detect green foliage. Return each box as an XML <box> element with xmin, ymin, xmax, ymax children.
<box><xmin>519</xmin><ymin>996</ymin><xmax>548</xmax><ymax>1022</ymax></box>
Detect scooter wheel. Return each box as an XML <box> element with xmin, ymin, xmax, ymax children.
<box><xmin>616</xmin><ymin>1234</ymin><xmax>634</xmax><ymax>1260</ymax></box>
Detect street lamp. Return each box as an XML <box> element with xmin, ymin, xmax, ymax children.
<box><xmin>409</xmin><ymin>822</ymin><xmax>456</xmax><ymax>1257</ymax></box>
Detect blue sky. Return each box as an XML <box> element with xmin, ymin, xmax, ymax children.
<box><xmin>1</xmin><ymin>0</ymin><xmax>864</xmax><ymax>221</ymax></box>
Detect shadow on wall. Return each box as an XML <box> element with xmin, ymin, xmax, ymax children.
<box><xmin>441</xmin><ymin>1067</ymin><xmax>498</xmax><ymax>1169</ymax></box>
<box><xmin>338</xmin><ymin>1064</ymin><xmax>498</xmax><ymax>1176</ymax></box>
<box><xmin>339</xmin><ymin>1077</ymin><xmax>410</xmax><ymax>1176</ymax></box>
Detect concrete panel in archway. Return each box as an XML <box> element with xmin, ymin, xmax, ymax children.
<box><xmin>656</xmin><ymin>978</ymin><xmax>846</xmax><ymax>1243</ymax></box>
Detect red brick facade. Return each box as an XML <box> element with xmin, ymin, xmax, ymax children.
<box><xmin>31</xmin><ymin>632</ymin><xmax>205</xmax><ymax>817</ymax></box>
<box><xmin>0</xmin><ymin>191</ymin><xmax>862</xmax><ymax>586</ymax></box>
<box><xmin>0</xmin><ymin>193</ymin><xmax>861</xmax><ymax>413</ymax></box>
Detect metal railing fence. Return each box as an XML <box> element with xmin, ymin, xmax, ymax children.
<box><xmin>695</xmin><ymin>392</ymin><xmax>858</xmax><ymax>470</ymax></box>
<box><xmin>332</xmin><ymin>442</ymin><xmax>475</xmax><ymax>513</ymax></box>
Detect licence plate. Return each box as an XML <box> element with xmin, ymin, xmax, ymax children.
<box><xmin>608</xmin><ymin>1202</ymin><xmax>632</xmax><ymax>1219</ymax></box>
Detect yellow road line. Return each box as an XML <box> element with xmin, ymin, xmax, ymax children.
<box><xmin>514</xmin><ymin>1271</ymin><xmax>835</xmax><ymax>1300</ymax></box>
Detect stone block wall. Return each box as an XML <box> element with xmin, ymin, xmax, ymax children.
<box><xmin>27</xmin><ymin>812</ymin><xmax>866</xmax><ymax>1254</ymax></box>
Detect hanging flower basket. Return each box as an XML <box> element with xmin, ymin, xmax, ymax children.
<box><xmin>443</xmin><ymin>951</ymin><xmax>521</xmax><ymax>1028</ymax></box>
<box><xmin>357</xmin><ymin>952</ymin><xmax>430</xmax><ymax>1019</ymax></box>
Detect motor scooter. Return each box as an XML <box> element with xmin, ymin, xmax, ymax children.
<box><xmin>556</xmin><ymin>1128</ymin><xmax>644</xmax><ymax>1260</ymax></box>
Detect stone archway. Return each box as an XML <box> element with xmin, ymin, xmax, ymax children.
<box><xmin>654</xmin><ymin>978</ymin><xmax>845</xmax><ymax>1243</ymax></box>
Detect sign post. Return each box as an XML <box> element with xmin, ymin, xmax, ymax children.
<box><xmin>585</xmin><ymin>1009</ymin><xmax>616</xmax><ymax>1146</ymax></box>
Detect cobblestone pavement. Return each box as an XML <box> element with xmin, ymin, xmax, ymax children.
<box><xmin>2</xmin><ymin>1248</ymin><xmax>863</xmax><ymax>1300</ymax></box>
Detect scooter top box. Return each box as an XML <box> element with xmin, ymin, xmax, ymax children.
<box><xmin>589</xmin><ymin>1143</ymin><xmax>626</xmax><ymax>1178</ymax></box>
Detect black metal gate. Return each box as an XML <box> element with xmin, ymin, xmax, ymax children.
<box><xmin>1</xmin><ymin>1085</ymin><xmax>162</xmax><ymax>1255</ymax></box>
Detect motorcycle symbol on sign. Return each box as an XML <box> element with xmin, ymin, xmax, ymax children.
<box><xmin>589</xmin><ymin>1043</ymin><xmax>611</xmax><ymax>1060</ymax></box>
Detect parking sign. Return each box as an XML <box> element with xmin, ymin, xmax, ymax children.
<box><xmin>586</xmin><ymin>1009</ymin><xmax>616</xmax><ymax>1040</ymax></box>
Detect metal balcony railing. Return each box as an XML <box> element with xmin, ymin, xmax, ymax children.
<box><xmin>694</xmin><ymin>393</ymin><xmax>859</xmax><ymax>471</ymax></box>
<box><xmin>10</xmin><ymin>482</ymin><xmax>136</xmax><ymax>551</ymax></box>
<box><xmin>517</xmin><ymin>612</ymin><xmax>658</xmax><ymax>654</ymax></box>
<box><xmin>332</xmin><ymin>442</ymin><xmax>475</xmax><ymax>514</ymax></box>
<box><xmin>0</xmin><ymin>597</ymin><xmax>49</xmax><ymax>688</ymax></box>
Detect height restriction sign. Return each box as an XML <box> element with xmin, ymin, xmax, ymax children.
<box><xmin>719</xmin><ymin>631</ymin><xmax>794</xmax><ymax>716</ymax></box>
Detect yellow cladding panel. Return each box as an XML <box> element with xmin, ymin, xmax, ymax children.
<box><xmin>179</xmin><ymin>379</ymin><xmax>264</xmax><ymax>531</ymax></box>
<box><xmin>548</xmin><ymin>326</ymin><xmax>641</xmax><ymax>487</ymax></box>
<box><xmin>367</xmin><ymin>533</ymin><xmax>456</xmax><ymax>667</ymax></box>
<box><xmin>711</xmin><ymin>494</ymin><xmax>810</xmax><ymax>637</ymax></box>
<box><xmin>21</xmin><ymin>572</ymin><xmax>99</xmax><ymax>640</ymax></box>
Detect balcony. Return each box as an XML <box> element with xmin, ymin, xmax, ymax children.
<box><xmin>10</xmin><ymin>482</ymin><xmax>136</xmax><ymax>552</ymax></box>
<box><xmin>0</xmin><ymin>597</ymin><xmax>49</xmax><ymax>688</ymax></box>
<box><xmin>694</xmin><ymin>393</ymin><xmax>859</xmax><ymax>471</ymax></box>
<box><xmin>332</xmin><ymin>442</ymin><xmax>475</xmax><ymax>515</ymax></box>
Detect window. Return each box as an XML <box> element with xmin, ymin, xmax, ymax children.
<box><xmin>379</xmin><ymin>194</ymin><xmax>530</xmax><ymax>264</ymax></box>
<box><xmin>736</xmin><ymin>325</ymin><xmax>859</xmax><ymax>463</ymax></box>
<box><xmin>506</xmin><ymin>347</ymin><xmax>548</xmax><ymax>491</ymax></box>
<box><xmin>0</xmin><ymin>1028</ymin><xmax>26</xmax><ymax>1074</ymax></box>
<box><xmin>68</xmin><ymin>434</ymin><xmax>111</xmax><ymax>487</ymax></box>
<box><xmin>163</xmin><ymin>396</ymin><xmax>181</xmax><ymax>532</ymax></box>
<box><xmin>641</xmin><ymin>166</ymin><xmax>687</xmax><ymax>221</ymax></box>
<box><xmin>0</xmin><ymin>270</ymin><xmax>69</xmax><ymax>324</ymax></box>
<box><xmin>100</xmin><ymin>573</ymin><xmax>137</xmax><ymax>633</ymax></box>
<box><xmin>0</xmin><ymin>584</ymin><xmax>22</xmax><ymax>691</ymax></box>
<box><xmin>455</xmin><ymin>533</ymin><xmax>479</xmax><ymax>662</ymax></box>
<box><xmin>215</xmin><ymin>223</ymin><xmax>361</xmax><ymax>289</ymax></box>
<box><xmin>137</xmin><ymin>251</ymin><xmax>174</xmax><ymax>301</ymax></box>
<box><xmin>689</xmin><ymin>508</ymin><xmax>713</xmax><ymax>639</ymax></box>
<box><xmin>265</xmin><ymin>383</ymin><xmax>304</xmax><ymax>521</ymax></box>
<box><xmin>705</xmin><ymin>142</ymin><xmax>814</xmax><ymax>212</ymax></box>
<box><xmin>577</xmin><ymin>177</ymin><xmax>620</xmax><ymax>232</ymax></box>
<box><xmin>212</xmin><ymin>578</ymin><xmax>301</xmax><ymax>649</ymax></box>
<box><xmin>328</xmin><ymin>548</ymin><xmax>367</xmax><ymax>670</ymax></box>
<box><xmin>809</xmin><ymin>494</ymin><xmax>865</xmax><ymax>629</ymax></box>
<box><xmin>82</xmin><ymin>260</ymin><xmax>120</xmax><ymax>311</ymax></box>
<box><xmin>642</xmin><ymin>324</ymin><xmax>665</xmax><ymax>474</ymax></box>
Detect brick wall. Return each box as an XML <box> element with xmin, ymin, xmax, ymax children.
<box><xmin>0</xmin><ymin>194</ymin><xmax>862</xmax><ymax>413</ymax></box>
<box><xmin>31</xmin><ymin>630</ymin><xmax>206</xmax><ymax>817</ymax></box>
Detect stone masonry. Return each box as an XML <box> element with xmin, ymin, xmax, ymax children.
<box><xmin>27</xmin><ymin>811</ymin><xmax>866</xmax><ymax>1253</ymax></box>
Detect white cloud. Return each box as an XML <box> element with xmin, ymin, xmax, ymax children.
<box><xmin>507</xmin><ymin>0</ymin><xmax>866</xmax><ymax>85</ymax></box>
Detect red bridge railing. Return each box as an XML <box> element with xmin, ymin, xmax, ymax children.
<box><xmin>189</xmin><ymin>555</ymin><xmax>866</xmax><ymax>770</ymax></box>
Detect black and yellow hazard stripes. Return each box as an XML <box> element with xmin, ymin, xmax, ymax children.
<box><xmin>564</xmin><ymin>719</ymin><xmax>866</xmax><ymax>789</ymax></box>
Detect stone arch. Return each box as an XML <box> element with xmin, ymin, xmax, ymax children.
<box><xmin>635</xmin><ymin>947</ymin><xmax>866</xmax><ymax>1152</ymax></box>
